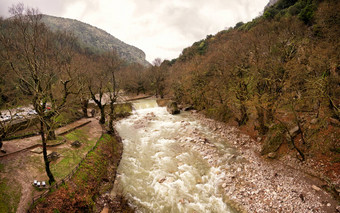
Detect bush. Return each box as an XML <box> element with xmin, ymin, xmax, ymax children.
<box><xmin>234</xmin><ymin>22</ymin><xmax>244</xmax><ymax>29</ymax></box>
<box><xmin>277</xmin><ymin>0</ymin><xmax>299</xmax><ymax>9</ymax></box>
<box><xmin>298</xmin><ymin>2</ymin><xmax>317</xmax><ymax>24</ymax></box>
<box><xmin>261</xmin><ymin>124</ymin><xmax>286</xmax><ymax>155</ymax></box>
<box><xmin>264</xmin><ymin>7</ymin><xmax>280</xmax><ymax>19</ymax></box>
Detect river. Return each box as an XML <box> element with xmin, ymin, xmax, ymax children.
<box><xmin>113</xmin><ymin>99</ymin><xmax>239</xmax><ymax>213</ymax></box>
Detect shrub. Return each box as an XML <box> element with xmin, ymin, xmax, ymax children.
<box><xmin>298</xmin><ymin>2</ymin><xmax>317</xmax><ymax>24</ymax></box>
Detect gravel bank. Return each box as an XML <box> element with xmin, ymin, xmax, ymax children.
<box><xmin>181</xmin><ymin>111</ymin><xmax>339</xmax><ymax>213</ymax></box>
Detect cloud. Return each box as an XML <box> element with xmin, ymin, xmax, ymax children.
<box><xmin>0</xmin><ymin>0</ymin><xmax>269</xmax><ymax>62</ymax></box>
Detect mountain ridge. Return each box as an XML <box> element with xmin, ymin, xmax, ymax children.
<box><xmin>41</xmin><ymin>14</ymin><xmax>151</xmax><ymax>67</ymax></box>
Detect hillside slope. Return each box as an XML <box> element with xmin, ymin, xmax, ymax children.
<box><xmin>162</xmin><ymin>0</ymin><xmax>340</xmax><ymax>189</ymax></box>
<box><xmin>41</xmin><ymin>15</ymin><xmax>150</xmax><ymax>67</ymax></box>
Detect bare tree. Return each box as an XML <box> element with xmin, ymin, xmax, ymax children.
<box><xmin>150</xmin><ymin>58</ymin><xmax>166</xmax><ymax>98</ymax></box>
<box><xmin>103</xmin><ymin>51</ymin><xmax>122</xmax><ymax>134</ymax></box>
<box><xmin>0</xmin><ymin>4</ymin><xmax>77</xmax><ymax>184</ymax></box>
<box><xmin>88</xmin><ymin>55</ymin><xmax>107</xmax><ymax>124</ymax></box>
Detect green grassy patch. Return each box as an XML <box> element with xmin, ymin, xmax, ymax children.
<box><xmin>29</xmin><ymin>155</ymin><xmax>45</xmax><ymax>174</ymax></box>
<box><xmin>114</xmin><ymin>103</ymin><xmax>132</xmax><ymax>118</ymax></box>
<box><xmin>64</xmin><ymin>129</ymin><xmax>88</xmax><ymax>142</ymax></box>
<box><xmin>31</xmin><ymin>133</ymin><xmax>120</xmax><ymax>212</ymax></box>
<box><xmin>73</xmin><ymin>134</ymin><xmax>113</xmax><ymax>190</ymax></box>
<box><xmin>0</xmin><ymin>178</ymin><xmax>21</xmax><ymax>213</ymax></box>
<box><xmin>46</xmin><ymin>136</ymin><xmax>65</xmax><ymax>146</ymax></box>
<box><xmin>51</xmin><ymin>128</ymin><xmax>96</xmax><ymax>180</ymax></box>
<box><xmin>0</xmin><ymin>163</ymin><xmax>4</xmax><ymax>172</ymax></box>
<box><xmin>55</xmin><ymin>109</ymin><xmax>83</xmax><ymax>127</ymax></box>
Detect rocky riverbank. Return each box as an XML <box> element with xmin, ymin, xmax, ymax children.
<box><xmin>180</xmin><ymin>111</ymin><xmax>339</xmax><ymax>212</ymax></box>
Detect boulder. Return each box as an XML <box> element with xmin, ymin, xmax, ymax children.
<box><xmin>289</xmin><ymin>126</ymin><xmax>300</xmax><ymax>138</ymax></box>
<box><xmin>261</xmin><ymin>125</ymin><xmax>285</xmax><ymax>155</ymax></box>
<box><xmin>30</xmin><ymin>147</ymin><xmax>43</xmax><ymax>154</ymax></box>
<box><xmin>47</xmin><ymin>152</ymin><xmax>60</xmax><ymax>162</ymax></box>
<box><xmin>166</xmin><ymin>101</ymin><xmax>180</xmax><ymax>115</ymax></box>
<box><xmin>267</xmin><ymin>152</ymin><xmax>277</xmax><ymax>159</ymax></box>
<box><xmin>158</xmin><ymin>177</ymin><xmax>166</xmax><ymax>183</ymax></box>
<box><xmin>71</xmin><ymin>140</ymin><xmax>82</xmax><ymax>148</ymax></box>
<box><xmin>312</xmin><ymin>185</ymin><xmax>321</xmax><ymax>191</ymax></box>
<box><xmin>183</xmin><ymin>106</ymin><xmax>194</xmax><ymax>111</ymax></box>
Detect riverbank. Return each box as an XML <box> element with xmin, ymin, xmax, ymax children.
<box><xmin>30</xmin><ymin>133</ymin><xmax>132</xmax><ymax>212</ymax></box>
<box><xmin>0</xmin><ymin>118</ymin><xmax>102</xmax><ymax>212</ymax></box>
<box><xmin>191</xmin><ymin>111</ymin><xmax>339</xmax><ymax>212</ymax></box>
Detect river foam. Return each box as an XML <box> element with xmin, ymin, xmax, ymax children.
<box><xmin>114</xmin><ymin>100</ymin><xmax>236</xmax><ymax>213</ymax></box>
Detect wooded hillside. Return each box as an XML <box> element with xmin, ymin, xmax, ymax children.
<box><xmin>161</xmin><ymin>0</ymin><xmax>339</xmax><ymax>167</ymax></box>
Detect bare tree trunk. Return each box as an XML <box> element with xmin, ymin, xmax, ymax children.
<box><xmin>40</xmin><ymin>121</ymin><xmax>55</xmax><ymax>185</ymax></box>
<box><xmin>256</xmin><ymin>106</ymin><xmax>268</xmax><ymax>135</ymax></box>
<box><xmin>291</xmin><ymin>103</ymin><xmax>306</xmax><ymax>145</ymax></box>
<box><xmin>108</xmin><ymin>101</ymin><xmax>115</xmax><ymax>134</ymax></box>
<box><xmin>82</xmin><ymin>99</ymin><xmax>88</xmax><ymax>118</ymax></box>
<box><xmin>237</xmin><ymin>102</ymin><xmax>248</xmax><ymax>126</ymax></box>
<box><xmin>99</xmin><ymin>106</ymin><xmax>105</xmax><ymax>124</ymax></box>
<box><xmin>46</xmin><ymin>117</ymin><xmax>56</xmax><ymax>140</ymax></box>
<box><xmin>47</xmin><ymin>130</ymin><xmax>56</xmax><ymax>140</ymax></box>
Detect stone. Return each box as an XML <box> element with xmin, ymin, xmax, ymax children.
<box><xmin>158</xmin><ymin>177</ymin><xmax>166</xmax><ymax>183</ymax></box>
<box><xmin>47</xmin><ymin>152</ymin><xmax>60</xmax><ymax>162</ymax></box>
<box><xmin>222</xmin><ymin>183</ymin><xmax>227</xmax><ymax>188</ymax></box>
<box><xmin>326</xmin><ymin>203</ymin><xmax>331</xmax><ymax>207</ymax></box>
<box><xmin>267</xmin><ymin>152</ymin><xmax>277</xmax><ymax>159</ymax></box>
<box><xmin>166</xmin><ymin>101</ymin><xmax>180</xmax><ymax>115</ymax></box>
<box><xmin>289</xmin><ymin>126</ymin><xmax>300</xmax><ymax>138</ymax></box>
<box><xmin>310</xmin><ymin>118</ymin><xmax>318</xmax><ymax>124</ymax></box>
<box><xmin>183</xmin><ymin>106</ymin><xmax>194</xmax><ymax>111</ymax></box>
<box><xmin>71</xmin><ymin>140</ymin><xmax>82</xmax><ymax>148</ymax></box>
<box><xmin>30</xmin><ymin>147</ymin><xmax>43</xmax><ymax>154</ymax></box>
<box><xmin>312</xmin><ymin>185</ymin><xmax>321</xmax><ymax>191</ymax></box>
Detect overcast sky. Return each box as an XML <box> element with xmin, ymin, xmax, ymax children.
<box><xmin>0</xmin><ymin>0</ymin><xmax>269</xmax><ymax>62</ymax></box>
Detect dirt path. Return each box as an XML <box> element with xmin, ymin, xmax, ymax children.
<box><xmin>0</xmin><ymin>117</ymin><xmax>103</xmax><ymax>213</ymax></box>
<box><xmin>1</xmin><ymin>118</ymin><xmax>94</xmax><ymax>154</ymax></box>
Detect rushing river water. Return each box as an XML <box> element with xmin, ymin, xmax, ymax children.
<box><xmin>114</xmin><ymin>99</ymin><xmax>239</xmax><ymax>213</ymax></box>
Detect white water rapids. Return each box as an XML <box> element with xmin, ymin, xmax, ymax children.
<box><xmin>114</xmin><ymin>99</ymin><xmax>239</xmax><ymax>213</ymax></box>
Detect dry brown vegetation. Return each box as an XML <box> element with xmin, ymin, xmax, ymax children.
<box><xmin>160</xmin><ymin>0</ymin><xmax>339</xmax><ymax>181</ymax></box>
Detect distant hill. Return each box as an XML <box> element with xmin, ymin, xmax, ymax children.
<box><xmin>41</xmin><ymin>15</ymin><xmax>151</xmax><ymax>67</ymax></box>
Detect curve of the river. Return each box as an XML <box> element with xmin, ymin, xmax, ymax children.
<box><xmin>114</xmin><ymin>99</ymin><xmax>240</xmax><ymax>213</ymax></box>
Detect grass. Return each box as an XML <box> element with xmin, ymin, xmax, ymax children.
<box><xmin>31</xmin><ymin>133</ymin><xmax>120</xmax><ymax>212</ymax></box>
<box><xmin>114</xmin><ymin>103</ymin><xmax>132</xmax><ymax>118</ymax></box>
<box><xmin>29</xmin><ymin>155</ymin><xmax>45</xmax><ymax>174</ymax></box>
<box><xmin>50</xmin><ymin>128</ymin><xmax>97</xmax><ymax>180</ymax></box>
<box><xmin>72</xmin><ymin>134</ymin><xmax>113</xmax><ymax>192</ymax></box>
<box><xmin>46</xmin><ymin>136</ymin><xmax>65</xmax><ymax>146</ymax></box>
<box><xmin>0</xmin><ymin>178</ymin><xmax>22</xmax><ymax>213</ymax></box>
<box><xmin>0</xmin><ymin>163</ymin><xmax>4</xmax><ymax>172</ymax></box>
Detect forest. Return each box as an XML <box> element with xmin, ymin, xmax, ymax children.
<box><xmin>160</xmin><ymin>0</ymin><xmax>340</xmax><ymax>164</ymax></box>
